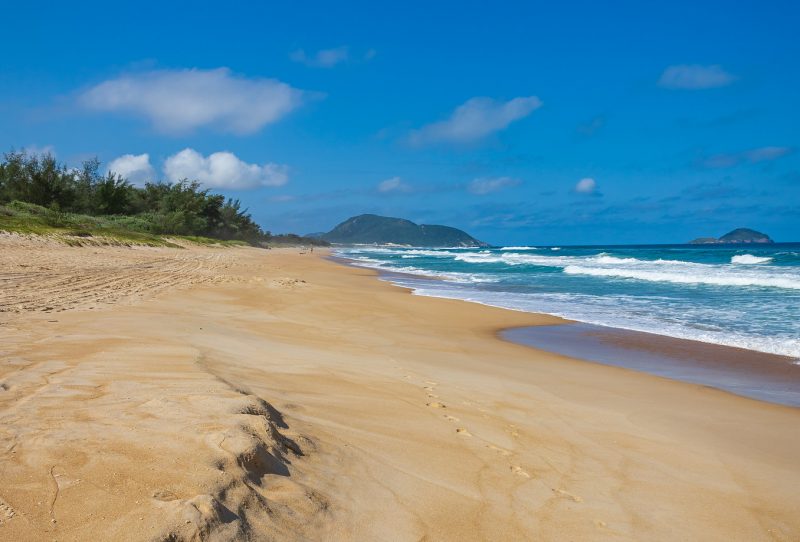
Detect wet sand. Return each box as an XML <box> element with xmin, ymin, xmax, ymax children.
<box><xmin>504</xmin><ymin>323</ymin><xmax>800</xmax><ymax>406</ymax></box>
<box><xmin>1</xmin><ymin>235</ymin><xmax>799</xmax><ymax>541</ymax></box>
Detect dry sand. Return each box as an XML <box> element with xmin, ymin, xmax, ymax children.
<box><xmin>0</xmin><ymin>234</ymin><xmax>798</xmax><ymax>541</ymax></box>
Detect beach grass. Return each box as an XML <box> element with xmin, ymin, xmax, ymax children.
<box><xmin>0</xmin><ymin>201</ymin><xmax>247</xmax><ymax>248</ymax></box>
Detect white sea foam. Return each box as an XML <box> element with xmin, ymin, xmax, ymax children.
<box><xmin>338</xmin><ymin>247</ymin><xmax>800</xmax><ymax>357</ymax></box>
<box><xmin>731</xmin><ymin>254</ymin><xmax>773</xmax><ymax>265</ymax></box>
<box><xmin>500</xmin><ymin>246</ymin><xmax>540</xmax><ymax>251</ymax></box>
<box><xmin>563</xmin><ymin>265</ymin><xmax>800</xmax><ymax>290</ymax></box>
<box><xmin>403</xmin><ymin>283</ymin><xmax>800</xmax><ymax>358</ymax></box>
<box><xmin>345</xmin><ymin>255</ymin><xmax>499</xmax><ymax>284</ymax></box>
<box><xmin>346</xmin><ymin>248</ymin><xmax>800</xmax><ymax>291</ymax></box>
<box><xmin>591</xmin><ymin>254</ymin><xmax>641</xmax><ymax>264</ymax></box>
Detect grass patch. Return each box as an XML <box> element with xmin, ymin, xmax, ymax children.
<box><xmin>0</xmin><ymin>202</ymin><xmax>182</xmax><ymax>247</ymax></box>
<box><xmin>0</xmin><ymin>201</ymin><xmax>326</xmax><ymax>249</ymax></box>
<box><xmin>175</xmin><ymin>235</ymin><xmax>250</xmax><ymax>247</ymax></box>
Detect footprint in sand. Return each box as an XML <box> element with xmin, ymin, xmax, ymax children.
<box><xmin>0</xmin><ymin>498</ymin><xmax>16</xmax><ymax>523</ymax></box>
<box><xmin>511</xmin><ymin>466</ymin><xmax>530</xmax><ymax>478</ymax></box>
<box><xmin>427</xmin><ymin>393</ymin><xmax>439</xmax><ymax>399</ymax></box>
<box><xmin>486</xmin><ymin>444</ymin><xmax>512</xmax><ymax>457</ymax></box>
<box><xmin>455</xmin><ymin>428</ymin><xmax>472</xmax><ymax>436</ymax></box>
<box><xmin>152</xmin><ymin>489</ymin><xmax>179</xmax><ymax>502</ymax></box>
<box><xmin>426</xmin><ymin>402</ymin><xmax>446</xmax><ymax>409</ymax></box>
<box><xmin>554</xmin><ymin>488</ymin><xmax>583</xmax><ymax>503</ymax></box>
<box><xmin>443</xmin><ymin>414</ymin><xmax>459</xmax><ymax>422</ymax></box>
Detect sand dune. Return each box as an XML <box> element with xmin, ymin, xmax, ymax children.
<box><xmin>1</xmin><ymin>236</ymin><xmax>799</xmax><ymax>541</ymax></box>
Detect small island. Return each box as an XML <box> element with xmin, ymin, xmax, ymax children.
<box><xmin>689</xmin><ymin>228</ymin><xmax>774</xmax><ymax>244</ymax></box>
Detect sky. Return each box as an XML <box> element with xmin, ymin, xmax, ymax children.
<box><xmin>2</xmin><ymin>0</ymin><xmax>798</xmax><ymax>245</ymax></box>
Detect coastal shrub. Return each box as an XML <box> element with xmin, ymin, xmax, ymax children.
<box><xmin>0</xmin><ymin>149</ymin><xmax>328</xmax><ymax>246</ymax></box>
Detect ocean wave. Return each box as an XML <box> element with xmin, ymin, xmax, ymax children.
<box><xmin>500</xmin><ymin>246</ymin><xmax>540</xmax><ymax>251</ymax></box>
<box><xmin>403</xmin><ymin>283</ymin><xmax>800</xmax><ymax>357</ymax></box>
<box><xmin>454</xmin><ymin>251</ymin><xmax>690</xmax><ymax>268</ymax></box>
<box><xmin>591</xmin><ymin>254</ymin><xmax>641</xmax><ymax>264</ymax></box>
<box><xmin>344</xmin><ymin>255</ymin><xmax>500</xmax><ymax>284</ymax></box>
<box><xmin>563</xmin><ymin>265</ymin><xmax>800</xmax><ymax>290</ymax></box>
<box><xmin>731</xmin><ymin>254</ymin><xmax>773</xmax><ymax>265</ymax></box>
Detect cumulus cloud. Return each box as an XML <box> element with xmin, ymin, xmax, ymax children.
<box><xmin>574</xmin><ymin>178</ymin><xmax>597</xmax><ymax>194</ymax></box>
<box><xmin>658</xmin><ymin>64</ymin><xmax>736</xmax><ymax>89</ymax></box>
<box><xmin>698</xmin><ymin>146</ymin><xmax>793</xmax><ymax>168</ymax></box>
<box><xmin>163</xmin><ymin>148</ymin><xmax>288</xmax><ymax>189</ymax></box>
<box><xmin>290</xmin><ymin>46</ymin><xmax>350</xmax><ymax>68</ymax></box>
<box><xmin>468</xmin><ymin>176</ymin><xmax>521</xmax><ymax>195</ymax></box>
<box><xmin>377</xmin><ymin>176</ymin><xmax>412</xmax><ymax>193</ymax></box>
<box><xmin>79</xmin><ymin>68</ymin><xmax>307</xmax><ymax>134</ymax></box>
<box><xmin>107</xmin><ymin>153</ymin><xmax>155</xmax><ymax>185</ymax></box>
<box><xmin>409</xmin><ymin>96</ymin><xmax>542</xmax><ymax>145</ymax></box>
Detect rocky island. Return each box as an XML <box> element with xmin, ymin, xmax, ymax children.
<box><xmin>689</xmin><ymin>228</ymin><xmax>774</xmax><ymax>244</ymax></box>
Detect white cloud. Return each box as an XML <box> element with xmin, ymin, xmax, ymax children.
<box><xmin>107</xmin><ymin>153</ymin><xmax>155</xmax><ymax>185</ymax></box>
<box><xmin>21</xmin><ymin>144</ymin><xmax>55</xmax><ymax>157</ymax></box>
<box><xmin>699</xmin><ymin>146</ymin><xmax>793</xmax><ymax>168</ymax></box>
<box><xmin>468</xmin><ymin>176</ymin><xmax>520</xmax><ymax>195</ymax></box>
<box><xmin>163</xmin><ymin>148</ymin><xmax>288</xmax><ymax>189</ymax></box>
<box><xmin>574</xmin><ymin>178</ymin><xmax>597</xmax><ymax>194</ymax></box>
<box><xmin>377</xmin><ymin>176</ymin><xmax>412</xmax><ymax>193</ymax></box>
<box><xmin>744</xmin><ymin>146</ymin><xmax>793</xmax><ymax>162</ymax></box>
<box><xmin>79</xmin><ymin>68</ymin><xmax>307</xmax><ymax>134</ymax></box>
<box><xmin>410</xmin><ymin>96</ymin><xmax>542</xmax><ymax>145</ymax></box>
<box><xmin>290</xmin><ymin>46</ymin><xmax>349</xmax><ymax>68</ymax></box>
<box><xmin>658</xmin><ymin>65</ymin><xmax>736</xmax><ymax>89</ymax></box>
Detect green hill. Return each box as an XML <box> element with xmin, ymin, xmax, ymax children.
<box><xmin>689</xmin><ymin>228</ymin><xmax>773</xmax><ymax>244</ymax></box>
<box><xmin>718</xmin><ymin>228</ymin><xmax>773</xmax><ymax>243</ymax></box>
<box><xmin>321</xmin><ymin>214</ymin><xmax>488</xmax><ymax>247</ymax></box>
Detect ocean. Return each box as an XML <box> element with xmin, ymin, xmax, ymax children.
<box><xmin>337</xmin><ymin>243</ymin><xmax>800</xmax><ymax>360</ymax></box>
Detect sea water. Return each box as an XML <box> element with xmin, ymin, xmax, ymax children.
<box><xmin>337</xmin><ymin>244</ymin><xmax>800</xmax><ymax>359</ymax></box>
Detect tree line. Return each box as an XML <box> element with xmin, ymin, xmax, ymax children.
<box><xmin>0</xmin><ymin>150</ymin><xmax>324</xmax><ymax>245</ymax></box>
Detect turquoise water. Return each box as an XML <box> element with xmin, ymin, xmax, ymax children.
<box><xmin>337</xmin><ymin>244</ymin><xmax>800</xmax><ymax>359</ymax></box>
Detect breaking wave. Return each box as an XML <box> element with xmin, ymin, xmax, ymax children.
<box><xmin>562</xmin><ymin>266</ymin><xmax>800</xmax><ymax>290</ymax></box>
<box><xmin>731</xmin><ymin>254</ymin><xmax>773</xmax><ymax>265</ymax></box>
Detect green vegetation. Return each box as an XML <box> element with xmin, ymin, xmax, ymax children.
<box><xmin>689</xmin><ymin>228</ymin><xmax>774</xmax><ymax>244</ymax></box>
<box><xmin>718</xmin><ymin>228</ymin><xmax>773</xmax><ymax>244</ymax></box>
<box><xmin>319</xmin><ymin>214</ymin><xmax>488</xmax><ymax>247</ymax></box>
<box><xmin>0</xmin><ymin>150</ymin><xmax>327</xmax><ymax>247</ymax></box>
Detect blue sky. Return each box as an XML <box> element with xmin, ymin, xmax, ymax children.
<box><xmin>2</xmin><ymin>0</ymin><xmax>798</xmax><ymax>244</ymax></box>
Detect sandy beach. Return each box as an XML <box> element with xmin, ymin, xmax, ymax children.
<box><xmin>1</xmin><ymin>235</ymin><xmax>799</xmax><ymax>541</ymax></box>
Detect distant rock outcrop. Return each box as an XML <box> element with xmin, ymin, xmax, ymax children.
<box><xmin>320</xmin><ymin>214</ymin><xmax>488</xmax><ymax>247</ymax></box>
<box><xmin>689</xmin><ymin>228</ymin><xmax>774</xmax><ymax>244</ymax></box>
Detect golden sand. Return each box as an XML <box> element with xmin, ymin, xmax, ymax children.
<box><xmin>0</xmin><ymin>235</ymin><xmax>798</xmax><ymax>541</ymax></box>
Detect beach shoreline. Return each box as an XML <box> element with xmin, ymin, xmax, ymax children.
<box><xmin>504</xmin><ymin>323</ymin><xmax>800</xmax><ymax>407</ymax></box>
<box><xmin>1</xmin><ymin>238</ymin><xmax>799</xmax><ymax>540</ymax></box>
<box><xmin>335</xmin><ymin>251</ymin><xmax>800</xmax><ymax>407</ymax></box>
